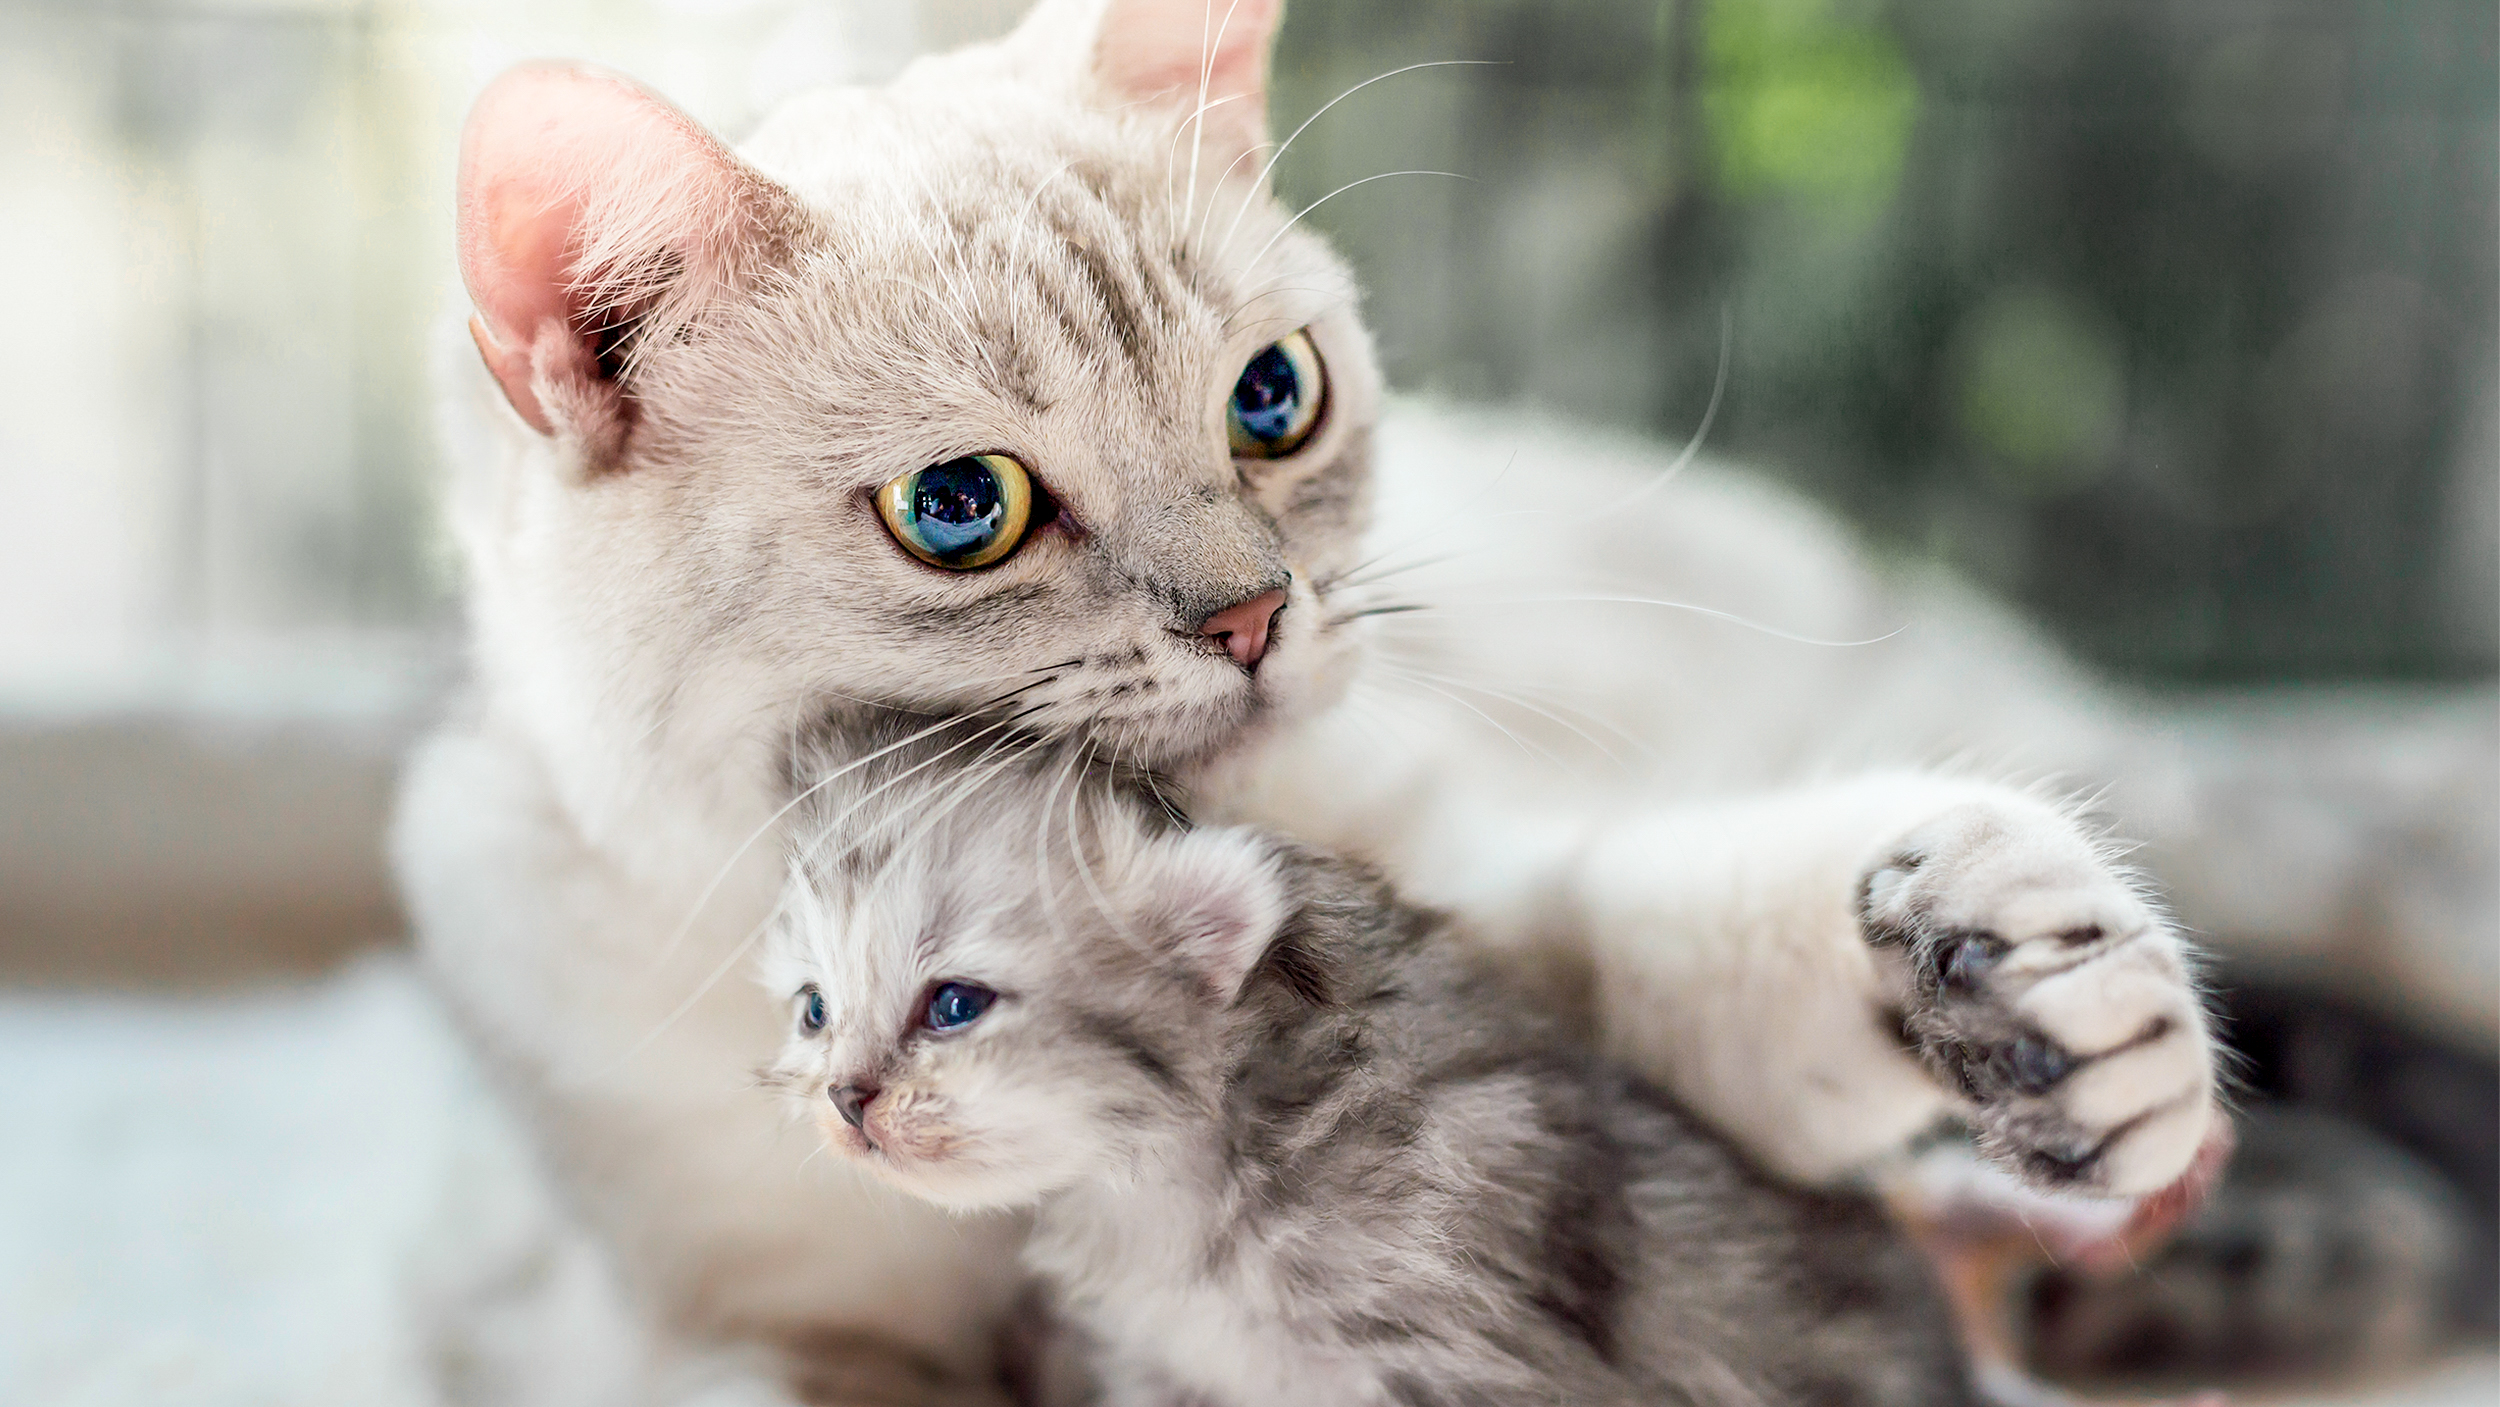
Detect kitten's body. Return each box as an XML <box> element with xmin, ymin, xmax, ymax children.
<box><xmin>761</xmin><ymin>745</ymin><xmax>1977</xmax><ymax>1407</ymax></box>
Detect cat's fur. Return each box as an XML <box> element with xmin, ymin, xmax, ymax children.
<box><xmin>396</xmin><ymin>2</ymin><xmax>2238</xmax><ymax>1401</ymax></box>
<box><xmin>760</xmin><ymin>737</ymin><xmax>1979</xmax><ymax>1407</ymax></box>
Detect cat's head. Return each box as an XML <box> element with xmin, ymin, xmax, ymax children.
<box><xmin>758</xmin><ymin>762</ymin><xmax>1293</xmax><ymax>1210</ymax></box>
<box><xmin>449</xmin><ymin>0</ymin><xmax>1384</xmax><ymax>830</ymax></box>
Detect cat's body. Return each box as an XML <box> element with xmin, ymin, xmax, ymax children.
<box><xmin>760</xmin><ymin>741</ymin><xmax>1978</xmax><ymax>1407</ymax></box>
<box><xmin>383</xmin><ymin>2</ymin><xmax>2489</xmax><ymax>1402</ymax></box>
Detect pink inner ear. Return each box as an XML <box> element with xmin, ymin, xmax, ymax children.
<box><xmin>456</xmin><ymin>63</ymin><xmax>758</xmax><ymax>437</ymax></box>
<box><xmin>1091</xmin><ymin>0</ymin><xmax>1281</xmax><ymax>113</ymax></box>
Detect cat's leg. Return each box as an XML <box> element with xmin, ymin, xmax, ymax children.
<box><xmin>1552</xmin><ymin>772</ymin><xmax>2217</xmax><ymax>1195</ymax></box>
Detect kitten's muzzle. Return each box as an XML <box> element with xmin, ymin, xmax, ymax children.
<box><xmin>829</xmin><ymin>1082</ymin><xmax>879</xmax><ymax>1131</ymax></box>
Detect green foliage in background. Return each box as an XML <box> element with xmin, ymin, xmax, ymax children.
<box><xmin>1702</xmin><ymin>0</ymin><xmax>1920</xmax><ymax>219</ymax></box>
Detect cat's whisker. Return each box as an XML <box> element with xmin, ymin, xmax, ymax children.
<box><xmin>1217</xmin><ymin>283</ymin><xmax>1331</xmax><ymax>337</ymax></box>
<box><xmin>1368</xmin><ymin>655</ymin><xmax>1653</xmax><ymax>767</ymax></box>
<box><xmin>1191</xmin><ymin>139</ymin><xmax>1278</xmax><ymax>256</ymax></box>
<box><xmin>1162</xmin><ymin>90</ymin><xmax>1253</xmax><ymax>244</ymax></box>
<box><xmin>646</xmin><ymin>679</ymin><xmax>1058</xmax><ymax>978</ymax></box>
<box><xmin>1365</xmin><ymin>660</ymin><xmax>1567</xmax><ymax>771</ymax></box>
<box><xmin>862</xmin><ymin>739</ymin><xmax>1041</xmax><ymax>890</ymax></box>
<box><xmin>1064</xmin><ymin>739</ymin><xmax>1142</xmax><ymax>950</ymax></box>
<box><xmin>625</xmin><ymin>883</ymin><xmax>792</xmax><ymax>1061</ymax></box>
<box><xmin>800</xmin><ymin>702</ymin><xmax>1056</xmax><ymax>875</ymax></box>
<box><xmin>1006</xmin><ymin>157</ymin><xmax>1080</xmax><ymax>348</ymax></box>
<box><xmin>1217</xmin><ymin>59</ymin><xmax>1501</xmax><ymax>258</ymax></box>
<box><xmin>1375</xmin><ymin>595</ymin><xmax>1907</xmax><ymax>650</ymax></box>
<box><xmin>1032</xmin><ymin>739</ymin><xmax>1088</xmax><ymax>954</ymax></box>
<box><xmin>902</xmin><ymin>167</ymin><xmax>983</xmax><ymax>334</ymax></box>
<box><xmin>1242</xmin><ymin>171</ymin><xmax>1474</xmax><ymax>276</ymax></box>
<box><xmin>646</xmin><ymin>703</ymin><xmax>1004</xmax><ymax>978</ymax></box>
<box><xmin>1180</xmin><ymin>0</ymin><xmax>1254</xmax><ymax>239</ymax></box>
<box><xmin>870</xmin><ymin>273</ymin><xmax>997</xmax><ymax>384</ymax></box>
<box><xmin>1611</xmin><ymin>304</ymin><xmax>1734</xmax><ymax>511</ymax></box>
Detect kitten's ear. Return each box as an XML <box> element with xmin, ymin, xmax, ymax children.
<box><xmin>1019</xmin><ymin>0</ymin><xmax>1283</xmax><ymax>174</ymax></box>
<box><xmin>457</xmin><ymin>63</ymin><xmax>799</xmax><ymax>464</ymax></box>
<box><xmin>1137</xmin><ymin>828</ymin><xmax>1290</xmax><ymax>1003</ymax></box>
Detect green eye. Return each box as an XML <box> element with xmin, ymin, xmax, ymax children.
<box><xmin>1226</xmin><ymin>330</ymin><xmax>1326</xmax><ymax>458</ymax></box>
<box><xmin>875</xmin><ymin>454</ymin><xmax>1036</xmax><ymax>570</ymax></box>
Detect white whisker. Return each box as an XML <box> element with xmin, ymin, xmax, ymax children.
<box><xmin>1614</xmin><ymin>304</ymin><xmax>1734</xmax><ymax>509</ymax></box>
<box><xmin>1243</xmin><ymin>171</ymin><xmax>1472</xmax><ymax>275</ymax></box>
<box><xmin>1218</xmin><ymin>59</ymin><xmax>1501</xmax><ymax>258</ymax></box>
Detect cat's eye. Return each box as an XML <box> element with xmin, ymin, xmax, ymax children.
<box><xmin>798</xmin><ymin>987</ymin><xmax>827</xmax><ymax>1034</ymax></box>
<box><xmin>923</xmin><ymin>981</ymin><xmax>996</xmax><ymax>1032</ymax></box>
<box><xmin>1226</xmin><ymin>330</ymin><xmax>1327</xmax><ymax>459</ymax></box>
<box><xmin>875</xmin><ymin>454</ymin><xmax>1036</xmax><ymax>570</ymax></box>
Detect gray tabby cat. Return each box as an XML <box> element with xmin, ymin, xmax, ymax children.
<box><xmin>761</xmin><ymin>735</ymin><xmax>1978</xmax><ymax>1407</ymax></box>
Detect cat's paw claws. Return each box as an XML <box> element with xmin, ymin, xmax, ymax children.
<box><xmin>1859</xmin><ymin>801</ymin><xmax>2216</xmax><ymax>1198</ymax></box>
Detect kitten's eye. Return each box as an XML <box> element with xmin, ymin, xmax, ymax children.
<box><xmin>1226</xmin><ymin>329</ymin><xmax>1326</xmax><ymax>459</ymax></box>
<box><xmin>875</xmin><ymin>454</ymin><xmax>1036</xmax><ymax>570</ymax></box>
<box><xmin>798</xmin><ymin>987</ymin><xmax>827</xmax><ymax>1034</ymax></box>
<box><xmin>923</xmin><ymin>981</ymin><xmax>996</xmax><ymax>1032</ymax></box>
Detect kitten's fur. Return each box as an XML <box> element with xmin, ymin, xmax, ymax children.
<box><xmin>761</xmin><ymin>739</ymin><xmax>1978</xmax><ymax>1407</ymax></box>
<box><xmin>395</xmin><ymin>2</ymin><xmax>2253</xmax><ymax>1401</ymax></box>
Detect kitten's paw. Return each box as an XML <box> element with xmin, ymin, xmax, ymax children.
<box><xmin>1858</xmin><ymin>799</ymin><xmax>2216</xmax><ymax>1197</ymax></box>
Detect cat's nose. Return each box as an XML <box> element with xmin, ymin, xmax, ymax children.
<box><xmin>829</xmin><ymin>1082</ymin><xmax>878</xmax><ymax>1130</ymax></box>
<box><xmin>1197</xmin><ymin>589</ymin><xmax>1288</xmax><ymax>669</ymax></box>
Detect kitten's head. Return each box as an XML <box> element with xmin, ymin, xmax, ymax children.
<box><xmin>759</xmin><ymin>758</ymin><xmax>1292</xmax><ymax>1210</ymax></box>
<box><xmin>450</xmin><ymin>0</ymin><xmax>1384</xmax><ymax>826</ymax></box>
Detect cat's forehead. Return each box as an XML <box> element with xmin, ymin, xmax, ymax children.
<box><xmin>738</xmin><ymin>85</ymin><xmax>1349</xmax><ymax>417</ymax></box>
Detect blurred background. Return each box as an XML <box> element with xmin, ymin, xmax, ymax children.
<box><xmin>0</xmin><ymin>0</ymin><xmax>2490</xmax><ymax>1400</ymax></box>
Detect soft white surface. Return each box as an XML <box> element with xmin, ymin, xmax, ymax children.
<box><xmin>0</xmin><ymin>959</ymin><xmax>527</xmax><ymax>1407</ymax></box>
<box><xmin>0</xmin><ymin>961</ymin><xmax>2490</xmax><ymax>1406</ymax></box>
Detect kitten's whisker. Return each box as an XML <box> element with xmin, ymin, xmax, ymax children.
<box><xmin>1218</xmin><ymin>59</ymin><xmax>1501</xmax><ymax>258</ymax></box>
<box><xmin>1243</xmin><ymin>171</ymin><xmax>1473</xmax><ymax>275</ymax></box>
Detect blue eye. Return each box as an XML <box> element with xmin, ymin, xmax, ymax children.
<box><xmin>923</xmin><ymin>981</ymin><xmax>996</xmax><ymax>1032</ymax></box>
<box><xmin>874</xmin><ymin>453</ymin><xmax>1037</xmax><ymax>570</ymax></box>
<box><xmin>798</xmin><ymin>988</ymin><xmax>827</xmax><ymax>1034</ymax></box>
<box><xmin>1227</xmin><ymin>330</ymin><xmax>1327</xmax><ymax>458</ymax></box>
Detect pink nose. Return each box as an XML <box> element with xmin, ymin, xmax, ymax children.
<box><xmin>1198</xmin><ymin>588</ymin><xmax>1287</xmax><ymax>669</ymax></box>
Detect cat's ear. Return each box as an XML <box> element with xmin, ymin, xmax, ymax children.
<box><xmin>1019</xmin><ymin>0</ymin><xmax>1284</xmax><ymax>173</ymax></box>
<box><xmin>457</xmin><ymin>63</ymin><xmax>799</xmax><ymax>464</ymax></box>
<box><xmin>1136</xmin><ymin>827</ymin><xmax>1290</xmax><ymax>1003</ymax></box>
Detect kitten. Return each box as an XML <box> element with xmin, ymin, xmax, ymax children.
<box><xmin>760</xmin><ymin>740</ymin><xmax>1978</xmax><ymax>1407</ymax></box>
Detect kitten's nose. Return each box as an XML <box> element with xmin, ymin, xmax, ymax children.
<box><xmin>1197</xmin><ymin>589</ymin><xmax>1287</xmax><ymax>669</ymax></box>
<box><xmin>829</xmin><ymin>1082</ymin><xmax>878</xmax><ymax>1130</ymax></box>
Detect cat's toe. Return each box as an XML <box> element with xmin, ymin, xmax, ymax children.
<box><xmin>1859</xmin><ymin>798</ymin><xmax>2219</xmax><ymax>1197</ymax></box>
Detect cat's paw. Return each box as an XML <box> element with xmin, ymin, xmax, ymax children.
<box><xmin>1858</xmin><ymin>799</ymin><xmax>2215</xmax><ymax>1197</ymax></box>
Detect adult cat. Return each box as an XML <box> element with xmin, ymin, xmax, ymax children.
<box><xmin>397</xmin><ymin>1</ymin><xmax>2221</xmax><ymax>1401</ymax></box>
